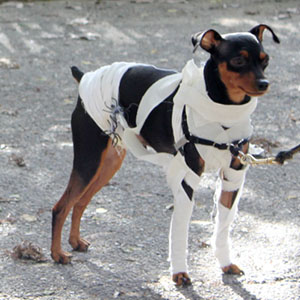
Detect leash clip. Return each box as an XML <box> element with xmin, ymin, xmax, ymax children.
<box><xmin>238</xmin><ymin>151</ymin><xmax>279</xmax><ymax>166</ymax></box>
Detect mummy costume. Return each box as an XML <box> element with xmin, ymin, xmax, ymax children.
<box><xmin>78</xmin><ymin>60</ymin><xmax>257</xmax><ymax>274</ymax></box>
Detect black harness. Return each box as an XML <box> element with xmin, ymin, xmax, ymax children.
<box><xmin>176</xmin><ymin>106</ymin><xmax>249</xmax><ymax>157</ymax></box>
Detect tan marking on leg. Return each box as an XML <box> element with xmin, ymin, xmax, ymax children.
<box><xmin>220</xmin><ymin>143</ymin><xmax>248</xmax><ymax>209</ymax></box>
<box><xmin>220</xmin><ymin>191</ymin><xmax>237</xmax><ymax>209</ymax></box>
<box><xmin>69</xmin><ymin>140</ymin><xmax>126</xmax><ymax>251</ymax></box>
<box><xmin>51</xmin><ymin>171</ymin><xmax>86</xmax><ymax>263</ymax></box>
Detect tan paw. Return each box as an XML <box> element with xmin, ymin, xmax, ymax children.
<box><xmin>172</xmin><ymin>272</ymin><xmax>192</xmax><ymax>287</ymax></box>
<box><xmin>69</xmin><ymin>237</ymin><xmax>90</xmax><ymax>252</ymax></box>
<box><xmin>222</xmin><ymin>264</ymin><xmax>244</xmax><ymax>275</ymax></box>
<box><xmin>51</xmin><ymin>249</ymin><xmax>72</xmax><ymax>264</ymax></box>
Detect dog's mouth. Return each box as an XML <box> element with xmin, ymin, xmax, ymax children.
<box><xmin>239</xmin><ymin>87</ymin><xmax>267</xmax><ymax>97</ymax></box>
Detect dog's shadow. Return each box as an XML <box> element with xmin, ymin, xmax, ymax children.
<box><xmin>176</xmin><ymin>276</ymin><xmax>258</xmax><ymax>300</ymax></box>
<box><xmin>177</xmin><ymin>286</ymin><xmax>205</xmax><ymax>300</ymax></box>
<box><xmin>222</xmin><ymin>274</ymin><xmax>260</xmax><ymax>300</ymax></box>
<box><xmin>174</xmin><ymin>273</ymin><xmax>259</xmax><ymax>300</ymax></box>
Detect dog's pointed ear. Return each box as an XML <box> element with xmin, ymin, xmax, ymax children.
<box><xmin>191</xmin><ymin>29</ymin><xmax>223</xmax><ymax>54</ymax></box>
<box><xmin>249</xmin><ymin>24</ymin><xmax>280</xmax><ymax>44</ymax></box>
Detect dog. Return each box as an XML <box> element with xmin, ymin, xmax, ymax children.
<box><xmin>51</xmin><ymin>24</ymin><xmax>280</xmax><ymax>286</ymax></box>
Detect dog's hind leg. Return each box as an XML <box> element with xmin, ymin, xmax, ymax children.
<box><xmin>51</xmin><ymin>169</ymin><xmax>87</xmax><ymax>264</ymax></box>
<box><xmin>68</xmin><ymin>140</ymin><xmax>126</xmax><ymax>252</ymax></box>
<box><xmin>51</xmin><ymin>97</ymin><xmax>125</xmax><ymax>264</ymax></box>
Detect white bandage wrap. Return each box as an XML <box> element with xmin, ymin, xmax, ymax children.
<box><xmin>79</xmin><ymin>62</ymin><xmax>137</xmax><ymax>137</ymax></box>
<box><xmin>166</xmin><ymin>153</ymin><xmax>196</xmax><ymax>274</ymax></box>
<box><xmin>212</xmin><ymin>175</ymin><xmax>245</xmax><ymax>268</ymax></box>
<box><xmin>221</xmin><ymin>165</ymin><xmax>248</xmax><ymax>192</ymax></box>
<box><xmin>169</xmin><ymin>186</ymin><xmax>194</xmax><ymax>274</ymax></box>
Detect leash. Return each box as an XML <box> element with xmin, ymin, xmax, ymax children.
<box><xmin>239</xmin><ymin>143</ymin><xmax>300</xmax><ymax>166</ymax></box>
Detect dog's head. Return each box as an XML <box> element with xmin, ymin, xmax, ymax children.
<box><xmin>192</xmin><ymin>24</ymin><xmax>280</xmax><ymax>103</ymax></box>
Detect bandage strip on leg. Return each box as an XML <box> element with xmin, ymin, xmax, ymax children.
<box><xmin>169</xmin><ymin>186</ymin><xmax>194</xmax><ymax>274</ymax></box>
<box><xmin>212</xmin><ymin>166</ymin><xmax>248</xmax><ymax>268</ymax></box>
<box><xmin>167</xmin><ymin>153</ymin><xmax>200</xmax><ymax>274</ymax></box>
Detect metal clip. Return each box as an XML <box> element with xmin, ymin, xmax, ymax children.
<box><xmin>238</xmin><ymin>151</ymin><xmax>279</xmax><ymax>166</ymax></box>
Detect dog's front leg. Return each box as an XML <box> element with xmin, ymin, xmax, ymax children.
<box><xmin>167</xmin><ymin>144</ymin><xmax>203</xmax><ymax>286</ymax></box>
<box><xmin>169</xmin><ymin>184</ymin><xmax>194</xmax><ymax>286</ymax></box>
<box><xmin>212</xmin><ymin>166</ymin><xmax>248</xmax><ymax>275</ymax></box>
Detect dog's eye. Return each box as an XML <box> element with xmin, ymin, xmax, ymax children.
<box><xmin>230</xmin><ymin>56</ymin><xmax>247</xmax><ymax>68</ymax></box>
<box><xmin>261</xmin><ymin>55</ymin><xmax>269</xmax><ymax>67</ymax></box>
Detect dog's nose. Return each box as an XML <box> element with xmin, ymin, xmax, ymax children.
<box><xmin>256</xmin><ymin>79</ymin><xmax>269</xmax><ymax>91</ymax></box>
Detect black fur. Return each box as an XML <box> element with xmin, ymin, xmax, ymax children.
<box><xmin>203</xmin><ymin>58</ymin><xmax>235</xmax><ymax>105</ymax></box>
<box><xmin>71</xmin><ymin>66</ymin><xmax>84</xmax><ymax>83</ymax></box>
<box><xmin>119</xmin><ymin>65</ymin><xmax>178</xmax><ymax>153</ymax></box>
<box><xmin>71</xmin><ymin>97</ymin><xmax>109</xmax><ymax>184</ymax></box>
<box><xmin>181</xmin><ymin>142</ymin><xmax>204</xmax><ymax>199</ymax></box>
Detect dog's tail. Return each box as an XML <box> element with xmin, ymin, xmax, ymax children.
<box><xmin>71</xmin><ymin>66</ymin><xmax>84</xmax><ymax>83</ymax></box>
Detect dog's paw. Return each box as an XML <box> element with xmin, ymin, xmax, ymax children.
<box><xmin>69</xmin><ymin>237</ymin><xmax>90</xmax><ymax>252</ymax></box>
<box><xmin>51</xmin><ymin>250</ymin><xmax>72</xmax><ymax>264</ymax></box>
<box><xmin>172</xmin><ymin>272</ymin><xmax>192</xmax><ymax>287</ymax></box>
<box><xmin>222</xmin><ymin>264</ymin><xmax>244</xmax><ymax>275</ymax></box>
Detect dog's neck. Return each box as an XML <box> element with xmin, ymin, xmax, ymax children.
<box><xmin>203</xmin><ymin>58</ymin><xmax>251</xmax><ymax>105</ymax></box>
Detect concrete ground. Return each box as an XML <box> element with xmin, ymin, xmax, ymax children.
<box><xmin>0</xmin><ymin>0</ymin><xmax>299</xmax><ymax>299</ymax></box>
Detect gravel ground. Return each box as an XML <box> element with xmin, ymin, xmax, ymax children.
<box><xmin>0</xmin><ymin>0</ymin><xmax>300</xmax><ymax>299</ymax></box>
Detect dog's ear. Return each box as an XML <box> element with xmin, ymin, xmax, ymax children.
<box><xmin>191</xmin><ymin>29</ymin><xmax>223</xmax><ymax>53</ymax></box>
<box><xmin>249</xmin><ymin>24</ymin><xmax>280</xmax><ymax>44</ymax></box>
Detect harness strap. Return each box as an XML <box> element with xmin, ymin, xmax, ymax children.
<box><xmin>176</xmin><ymin>106</ymin><xmax>249</xmax><ymax>157</ymax></box>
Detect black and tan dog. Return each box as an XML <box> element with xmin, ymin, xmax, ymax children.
<box><xmin>51</xmin><ymin>24</ymin><xmax>279</xmax><ymax>286</ymax></box>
